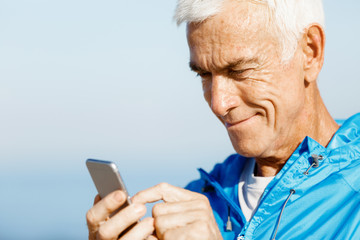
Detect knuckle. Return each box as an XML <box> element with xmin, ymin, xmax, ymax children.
<box><xmin>103</xmin><ymin>195</ymin><xmax>115</xmax><ymax>207</ymax></box>
<box><xmin>197</xmin><ymin>193</ymin><xmax>209</xmax><ymax>202</ymax></box>
<box><xmin>163</xmin><ymin>230</ymin><xmax>173</xmax><ymax>240</ymax></box>
<box><xmin>97</xmin><ymin>226</ymin><xmax>111</xmax><ymax>240</ymax></box>
<box><xmin>193</xmin><ymin>220</ymin><xmax>210</xmax><ymax>234</ymax></box>
<box><xmin>103</xmin><ymin>195</ymin><xmax>122</xmax><ymax>213</ymax></box>
<box><xmin>86</xmin><ymin>209</ymin><xmax>96</xmax><ymax>224</ymax></box>
<box><xmin>194</xmin><ymin>209</ymin><xmax>210</xmax><ymax>222</ymax></box>
<box><xmin>157</xmin><ymin>182</ymin><xmax>170</xmax><ymax>190</ymax></box>
<box><xmin>195</xmin><ymin>198</ymin><xmax>207</xmax><ymax>207</ymax></box>
<box><xmin>121</xmin><ymin>204</ymin><xmax>145</xmax><ymax>222</ymax></box>
<box><xmin>154</xmin><ymin>215</ymin><xmax>166</xmax><ymax>229</ymax></box>
<box><xmin>152</xmin><ymin>202</ymin><xmax>165</xmax><ymax>217</ymax></box>
<box><xmin>198</xmin><ymin>196</ymin><xmax>211</xmax><ymax>208</ymax></box>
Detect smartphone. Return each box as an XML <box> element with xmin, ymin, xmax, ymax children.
<box><xmin>86</xmin><ymin>159</ymin><xmax>137</xmax><ymax>236</ymax></box>
<box><xmin>86</xmin><ymin>159</ymin><xmax>132</xmax><ymax>211</ymax></box>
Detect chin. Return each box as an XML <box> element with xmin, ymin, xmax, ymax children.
<box><xmin>232</xmin><ymin>141</ymin><xmax>263</xmax><ymax>158</ymax></box>
<box><xmin>229</xmin><ymin>134</ymin><xmax>269</xmax><ymax>158</ymax></box>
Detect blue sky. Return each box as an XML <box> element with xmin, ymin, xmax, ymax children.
<box><xmin>0</xmin><ymin>1</ymin><xmax>359</xmax><ymax>239</ymax></box>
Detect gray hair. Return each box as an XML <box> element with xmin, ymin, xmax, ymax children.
<box><xmin>174</xmin><ymin>0</ymin><xmax>325</xmax><ymax>62</ymax></box>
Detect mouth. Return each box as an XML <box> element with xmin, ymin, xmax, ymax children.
<box><xmin>224</xmin><ymin>114</ymin><xmax>257</xmax><ymax>128</ymax></box>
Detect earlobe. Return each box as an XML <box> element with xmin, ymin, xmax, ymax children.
<box><xmin>302</xmin><ymin>24</ymin><xmax>325</xmax><ymax>84</ymax></box>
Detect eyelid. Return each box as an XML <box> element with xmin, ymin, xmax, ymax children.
<box><xmin>228</xmin><ymin>68</ymin><xmax>254</xmax><ymax>78</ymax></box>
<box><xmin>196</xmin><ymin>71</ymin><xmax>212</xmax><ymax>77</ymax></box>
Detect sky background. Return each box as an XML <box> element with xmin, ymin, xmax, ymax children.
<box><xmin>0</xmin><ymin>1</ymin><xmax>359</xmax><ymax>239</ymax></box>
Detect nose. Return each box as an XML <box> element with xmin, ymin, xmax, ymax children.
<box><xmin>209</xmin><ymin>75</ymin><xmax>240</xmax><ymax>117</ymax></box>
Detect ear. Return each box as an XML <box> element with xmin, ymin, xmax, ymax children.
<box><xmin>302</xmin><ymin>24</ymin><xmax>325</xmax><ymax>84</ymax></box>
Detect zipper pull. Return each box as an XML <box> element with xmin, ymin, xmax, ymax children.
<box><xmin>303</xmin><ymin>154</ymin><xmax>324</xmax><ymax>175</ymax></box>
<box><xmin>237</xmin><ymin>234</ymin><xmax>245</xmax><ymax>240</ymax></box>
<box><xmin>226</xmin><ymin>216</ymin><xmax>232</xmax><ymax>231</ymax></box>
<box><xmin>226</xmin><ymin>206</ymin><xmax>232</xmax><ymax>231</ymax></box>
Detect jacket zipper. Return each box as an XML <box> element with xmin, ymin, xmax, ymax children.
<box><xmin>199</xmin><ymin>168</ymin><xmax>247</xmax><ymax>224</ymax></box>
<box><xmin>200</xmin><ymin>153</ymin><xmax>324</xmax><ymax>239</ymax></box>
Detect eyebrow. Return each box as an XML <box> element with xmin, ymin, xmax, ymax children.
<box><xmin>189</xmin><ymin>62</ymin><xmax>203</xmax><ymax>72</ymax></box>
<box><xmin>189</xmin><ymin>58</ymin><xmax>258</xmax><ymax>73</ymax></box>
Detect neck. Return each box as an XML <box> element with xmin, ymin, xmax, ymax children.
<box><xmin>255</xmin><ymin>84</ymin><xmax>339</xmax><ymax>177</ymax></box>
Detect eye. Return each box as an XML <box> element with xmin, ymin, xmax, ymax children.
<box><xmin>228</xmin><ymin>68</ymin><xmax>254</xmax><ymax>80</ymax></box>
<box><xmin>196</xmin><ymin>71</ymin><xmax>212</xmax><ymax>78</ymax></box>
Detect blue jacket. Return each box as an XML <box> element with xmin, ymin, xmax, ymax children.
<box><xmin>186</xmin><ymin>113</ymin><xmax>360</xmax><ymax>240</ymax></box>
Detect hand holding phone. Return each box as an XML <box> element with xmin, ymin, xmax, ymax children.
<box><xmin>86</xmin><ymin>159</ymin><xmax>154</xmax><ymax>239</ymax></box>
<box><xmin>86</xmin><ymin>159</ymin><xmax>132</xmax><ymax>211</ymax></box>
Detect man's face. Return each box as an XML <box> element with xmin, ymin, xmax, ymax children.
<box><xmin>187</xmin><ymin>1</ymin><xmax>307</xmax><ymax>159</ymax></box>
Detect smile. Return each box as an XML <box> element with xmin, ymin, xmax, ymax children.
<box><xmin>225</xmin><ymin>114</ymin><xmax>257</xmax><ymax>128</ymax></box>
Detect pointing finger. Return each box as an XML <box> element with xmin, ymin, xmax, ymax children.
<box><xmin>132</xmin><ymin>183</ymin><xmax>198</xmax><ymax>204</ymax></box>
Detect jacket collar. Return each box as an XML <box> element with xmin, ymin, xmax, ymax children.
<box><xmin>327</xmin><ymin>113</ymin><xmax>360</xmax><ymax>150</ymax></box>
<box><xmin>199</xmin><ymin>113</ymin><xmax>360</xmax><ymax>220</ymax></box>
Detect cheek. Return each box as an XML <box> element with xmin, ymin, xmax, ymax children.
<box><xmin>280</xmin><ymin>86</ymin><xmax>305</xmax><ymax>121</ymax></box>
<box><xmin>239</xmin><ymin>70</ymin><xmax>305</xmax><ymax>117</ymax></box>
<box><xmin>276</xmin><ymin>71</ymin><xmax>306</xmax><ymax>116</ymax></box>
<box><xmin>238</xmin><ymin>79</ymin><xmax>280</xmax><ymax>116</ymax></box>
<box><xmin>273</xmin><ymin>54</ymin><xmax>306</xmax><ymax>115</ymax></box>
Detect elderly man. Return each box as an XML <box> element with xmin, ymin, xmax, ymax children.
<box><xmin>86</xmin><ymin>0</ymin><xmax>360</xmax><ymax>239</ymax></box>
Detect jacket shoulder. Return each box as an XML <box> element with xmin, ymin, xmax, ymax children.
<box><xmin>328</xmin><ymin>113</ymin><xmax>360</xmax><ymax>192</ymax></box>
<box><xmin>185</xmin><ymin>154</ymin><xmax>245</xmax><ymax>191</ymax></box>
<box><xmin>338</xmin><ymin>153</ymin><xmax>360</xmax><ymax>192</ymax></box>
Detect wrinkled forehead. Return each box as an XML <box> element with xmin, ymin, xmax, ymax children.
<box><xmin>186</xmin><ymin>0</ymin><xmax>270</xmax><ymax>47</ymax></box>
<box><xmin>186</xmin><ymin>0</ymin><xmax>272</xmax><ymax>65</ymax></box>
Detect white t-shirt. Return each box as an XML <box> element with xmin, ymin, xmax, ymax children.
<box><xmin>238</xmin><ymin>158</ymin><xmax>274</xmax><ymax>221</ymax></box>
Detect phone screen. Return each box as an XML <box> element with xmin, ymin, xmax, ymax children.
<box><xmin>86</xmin><ymin>159</ymin><xmax>132</xmax><ymax>206</ymax></box>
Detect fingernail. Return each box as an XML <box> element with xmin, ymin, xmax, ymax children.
<box><xmin>114</xmin><ymin>191</ymin><xmax>124</xmax><ymax>202</ymax></box>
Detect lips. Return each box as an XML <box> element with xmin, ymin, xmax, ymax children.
<box><xmin>224</xmin><ymin>114</ymin><xmax>257</xmax><ymax>128</ymax></box>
